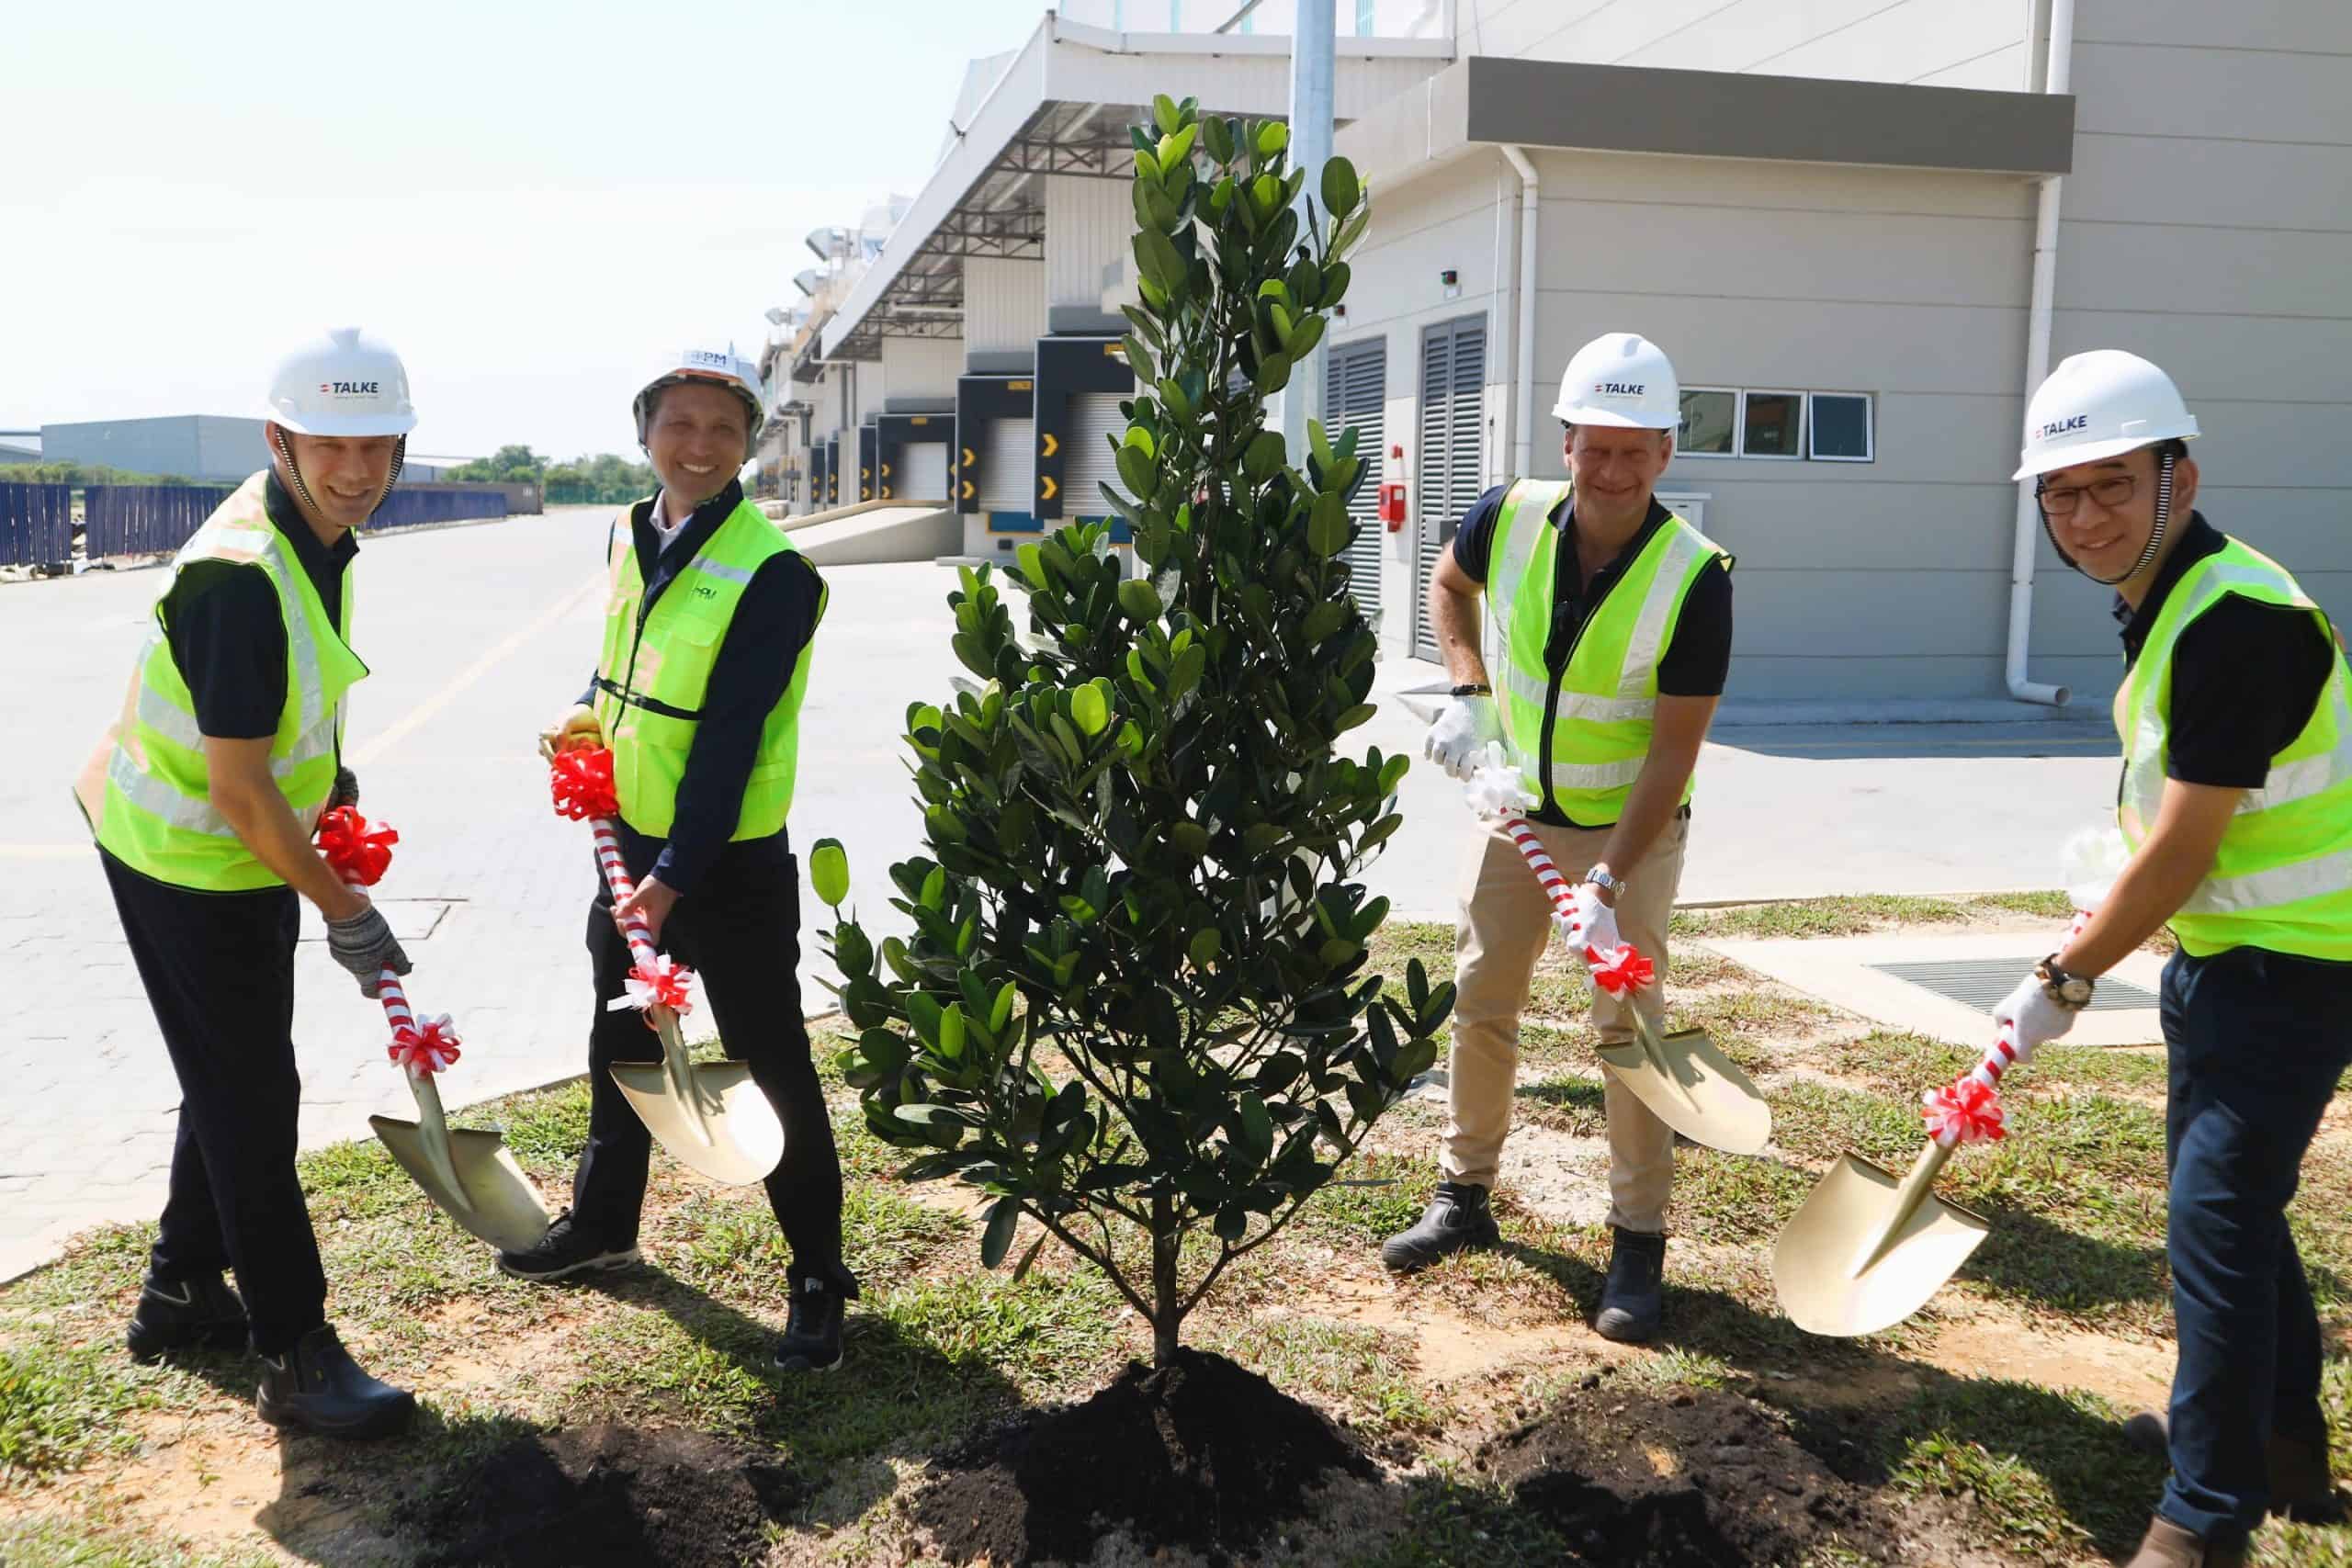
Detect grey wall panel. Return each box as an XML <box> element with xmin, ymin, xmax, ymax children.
<box><xmin>2056</xmin><ymin>223</ymin><xmax>2352</xmax><ymax>320</ymax></box>
<box><xmin>2195</xmin><ymin>491</ymin><xmax>2352</xmax><ymax>571</ymax></box>
<box><xmin>1523</xmin><ymin>149</ymin><xmax>2038</xmax><ymax>220</ymax></box>
<box><xmin>1724</xmin><ymin>654</ymin><xmax>2008</xmax><ymax>701</ymax></box>
<box><xmin>1730</xmin><ymin>567</ymin><xmax>2007</xmax><ymax>659</ymax></box>
<box><xmin>2070</xmin><ymin>40</ymin><xmax>2352</xmax><ymax>144</ymax></box>
<box><xmin>2063</xmin><ymin>135</ymin><xmax>2352</xmax><ymax>231</ymax></box>
<box><xmin>2046</xmin><ymin>313</ymin><xmax>2352</xmax><ymax>407</ymax></box>
<box><xmin>1676</xmin><ymin>481</ymin><xmax>2018</xmax><ymax>573</ymax></box>
<box><xmin>2076</xmin><ymin>0</ymin><xmax>2352</xmax><ymax>60</ymax></box>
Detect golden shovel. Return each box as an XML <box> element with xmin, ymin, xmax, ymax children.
<box><xmin>589</xmin><ymin>818</ymin><xmax>785</xmax><ymax>1186</ymax></box>
<box><xmin>1499</xmin><ymin>814</ymin><xmax>1771</xmax><ymax>1156</ymax></box>
<box><xmin>1771</xmin><ymin>1027</ymin><xmax>2019</xmax><ymax>1337</ymax></box>
<box><xmin>366</xmin><ymin>971</ymin><xmax>556</xmax><ymax>1253</ymax></box>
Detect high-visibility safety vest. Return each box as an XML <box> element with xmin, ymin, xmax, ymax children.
<box><xmin>2114</xmin><ymin>536</ymin><xmax>2352</xmax><ymax>961</ymax></box>
<box><xmin>74</xmin><ymin>472</ymin><xmax>366</xmax><ymax>891</ymax></box>
<box><xmin>1485</xmin><ymin>479</ymin><xmax>1729</xmax><ymax>824</ymax></box>
<box><xmin>593</xmin><ymin>495</ymin><xmax>823</xmax><ymax>840</ymax></box>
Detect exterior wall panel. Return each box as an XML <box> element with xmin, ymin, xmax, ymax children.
<box><xmin>1046</xmin><ymin>175</ymin><xmax>1132</xmax><ymax>310</ymax></box>
<box><xmin>964</xmin><ymin>256</ymin><xmax>1048</xmax><ymax>360</ymax></box>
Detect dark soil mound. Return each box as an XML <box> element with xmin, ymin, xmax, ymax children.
<box><xmin>1480</xmin><ymin>1382</ymin><xmax>1897</xmax><ymax>1567</ymax></box>
<box><xmin>419</xmin><ymin>1423</ymin><xmax>803</xmax><ymax>1568</ymax></box>
<box><xmin>913</xmin><ymin>1348</ymin><xmax>1377</xmax><ymax>1565</ymax></box>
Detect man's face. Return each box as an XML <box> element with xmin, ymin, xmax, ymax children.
<box><xmin>1564</xmin><ymin>424</ymin><xmax>1673</xmax><ymax>527</ymax></box>
<box><xmin>647</xmin><ymin>382</ymin><xmax>748</xmax><ymax>511</ymax></box>
<box><xmin>2038</xmin><ymin>446</ymin><xmax>2199</xmax><ymax>584</ymax></box>
<box><xmin>272</xmin><ymin>425</ymin><xmax>399</xmax><ymax>533</ymax></box>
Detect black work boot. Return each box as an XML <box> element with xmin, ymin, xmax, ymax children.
<box><xmin>1594</xmin><ymin>1226</ymin><xmax>1667</xmax><ymax>1343</ymax></box>
<box><xmin>775</xmin><ymin>1264</ymin><xmax>859</xmax><ymax>1373</ymax></box>
<box><xmin>496</xmin><ymin>1209</ymin><xmax>641</xmax><ymax>1282</ymax></box>
<box><xmin>1380</xmin><ymin>1181</ymin><xmax>1500</xmax><ymax>1272</ymax></box>
<box><xmin>125</xmin><ymin>1270</ymin><xmax>248</xmax><ymax>1362</ymax></box>
<box><xmin>254</xmin><ymin>1326</ymin><xmax>415</xmax><ymax>1439</ymax></box>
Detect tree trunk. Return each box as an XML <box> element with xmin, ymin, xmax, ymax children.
<box><xmin>1151</xmin><ymin>1190</ymin><xmax>1182</xmax><ymax>1369</ymax></box>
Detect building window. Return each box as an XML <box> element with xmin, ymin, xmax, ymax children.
<box><xmin>1808</xmin><ymin>392</ymin><xmax>1874</xmax><ymax>462</ymax></box>
<box><xmin>1741</xmin><ymin>391</ymin><xmax>1804</xmax><ymax>458</ymax></box>
<box><xmin>1679</xmin><ymin>389</ymin><xmax>1736</xmax><ymax>456</ymax></box>
<box><xmin>1357</xmin><ymin>0</ymin><xmax>1376</xmax><ymax>33</ymax></box>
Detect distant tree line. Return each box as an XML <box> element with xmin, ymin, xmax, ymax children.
<box><xmin>442</xmin><ymin>446</ymin><xmax>657</xmax><ymax>504</ymax></box>
<box><xmin>0</xmin><ymin>462</ymin><xmax>203</xmax><ymax>486</ymax></box>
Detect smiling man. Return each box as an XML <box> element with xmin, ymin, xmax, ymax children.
<box><xmin>74</xmin><ymin>328</ymin><xmax>421</xmax><ymax>1438</ymax></box>
<box><xmin>507</xmin><ymin>350</ymin><xmax>857</xmax><ymax>1373</ymax></box>
<box><xmin>1994</xmin><ymin>351</ymin><xmax>2351</xmax><ymax>1568</ymax></box>
<box><xmin>1386</xmin><ymin>333</ymin><xmax>1734</xmax><ymax>1347</ymax></box>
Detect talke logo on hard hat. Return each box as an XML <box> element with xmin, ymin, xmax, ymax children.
<box><xmin>320</xmin><ymin>381</ymin><xmax>381</xmax><ymax>397</ymax></box>
<box><xmin>2034</xmin><ymin>415</ymin><xmax>2089</xmax><ymax>441</ymax></box>
<box><xmin>1596</xmin><ymin>381</ymin><xmax>1645</xmax><ymax>399</ymax></box>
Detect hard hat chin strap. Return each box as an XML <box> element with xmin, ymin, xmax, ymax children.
<box><xmin>2044</xmin><ymin>447</ymin><xmax>2176</xmax><ymax>588</ymax></box>
<box><xmin>274</xmin><ymin>428</ymin><xmax>405</xmax><ymax>524</ymax></box>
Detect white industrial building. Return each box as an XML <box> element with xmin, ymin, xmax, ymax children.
<box><xmin>776</xmin><ymin>2</ymin><xmax>2351</xmax><ymax>704</ymax></box>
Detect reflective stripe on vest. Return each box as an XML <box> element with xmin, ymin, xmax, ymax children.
<box><xmin>592</xmin><ymin>496</ymin><xmax>821</xmax><ymax>840</ymax></box>
<box><xmin>1484</xmin><ymin>479</ymin><xmax>1725</xmax><ymax>820</ymax></box>
<box><xmin>2112</xmin><ymin>537</ymin><xmax>2352</xmax><ymax>959</ymax></box>
<box><xmin>74</xmin><ymin>472</ymin><xmax>365</xmax><ymax>891</ymax></box>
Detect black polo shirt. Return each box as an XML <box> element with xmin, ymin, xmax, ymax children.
<box><xmin>2116</xmin><ymin>514</ymin><xmax>2335</xmax><ymax>789</ymax></box>
<box><xmin>164</xmin><ymin>475</ymin><xmax>357</xmax><ymax>741</ymax></box>
<box><xmin>1451</xmin><ymin>482</ymin><xmax>1733</xmax><ymax>698</ymax></box>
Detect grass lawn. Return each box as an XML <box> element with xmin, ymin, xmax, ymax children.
<box><xmin>1</xmin><ymin>893</ymin><xmax>2345</xmax><ymax>1565</ymax></box>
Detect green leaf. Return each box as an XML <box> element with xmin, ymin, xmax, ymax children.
<box><xmin>1255</xmin><ymin>351</ymin><xmax>1293</xmax><ymax>393</ymax></box>
<box><xmin>808</xmin><ymin>839</ymin><xmax>850</xmax><ymax>906</ymax></box>
<box><xmin>1121</xmin><ymin>335</ymin><xmax>1159</xmax><ymax>387</ymax></box>
<box><xmin>1202</xmin><ymin>113</ymin><xmax>1234</xmax><ymax>164</ymax></box>
<box><xmin>1334</xmin><ymin>702</ymin><xmax>1376</xmax><ymax>733</ymax></box>
<box><xmin>1257</xmin><ymin>120</ymin><xmax>1289</xmax><ymax>157</ymax></box>
<box><xmin>1016</xmin><ymin>542</ymin><xmax>1047</xmax><ymax>590</ymax></box>
<box><xmin>907</xmin><ymin>991</ymin><xmax>944</xmax><ymax>1047</ymax></box>
<box><xmin>893</xmin><ymin>1102</ymin><xmax>966</xmax><ymax>1128</ymax></box>
<box><xmin>1306</xmin><ymin>491</ymin><xmax>1351</xmax><ymax>558</ymax></box>
<box><xmin>1011</xmin><ymin>1231</ymin><xmax>1049</xmax><ymax>1282</ymax></box>
<box><xmin>939</xmin><ymin>1002</ymin><xmax>967</xmax><ymax>1060</ymax></box>
<box><xmin>1320</xmin><ymin>260</ymin><xmax>1352</xmax><ymax>307</ymax></box>
<box><xmin>1072</xmin><ymin>683</ymin><xmax>1110</xmax><ymax>737</ymax></box>
<box><xmin>1152</xmin><ymin>93</ymin><xmax>1181</xmax><ymax>136</ymax></box>
<box><xmin>1237</xmin><ymin>1092</ymin><xmax>1272</xmax><ymax>1158</ymax></box>
<box><xmin>991</xmin><ymin>981</ymin><xmax>1017</xmax><ymax>1036</ymax></box>
<box><xmin>921</xmin><ymin>865</ymin><xmax>947</xmax><ymax>909</ymax></box>
<box><xmin>1116</xmin><ymin>577</ymin><xmax>1164</xmax><ymax>622</ymax></box>
<box><xmin>1188</xmin><ymin>928</ymin><xmax>1221</xmax><ymax>967</ymax></box>
<box><xmin>1320</xmin><ymin>155</ymin><xmax>1361</xmax><ymax>218</ymax></box>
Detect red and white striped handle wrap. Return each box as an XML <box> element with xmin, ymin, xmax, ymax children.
<box><xmin>1499</xmin><ymin>812</ymin><xmax>1657</xmax><ymax>997</ymax></box>
<box><xmin>375</xmin><ymin>971</ymin><xmax>463</xmax><ymax>1076</ymax></box>
<box><xmin>1920</xmin><ymin>1024</ymin><xmax>2023</xmax><ymax>1147</ymax></box>
<box><xmin>591</xmin><ymin>818</ymin><xmax>662</xmax><ymax>971</ymax></box>
<box><xmin>1502</xmin><ymin>814</ymin><xmax>1577</xmax><ymax>919</ymax></box>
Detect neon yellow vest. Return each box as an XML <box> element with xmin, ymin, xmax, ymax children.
<box><xmin>593</xmin><ymin>495</ymin><xmax>823</xmax><ymax>840</ymax></box>
<box><xmin>2114</xmin><ymin>536</ymin><xmax>2352</xmax><ymax>961</ymax></box>
<box><xmin>74</xmin><ymin>472</ymin><xmax>366</xmax><ymax>891</ymax></box>
<box><xmin>1485</xmin><ymin>479</ymin><xmax>1728</xmax><ymax>824</ymax></box>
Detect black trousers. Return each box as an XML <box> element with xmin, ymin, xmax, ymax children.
<box><xmin>99</xmin><ymin>849</ymin><xmax>328</xmax><ymax>1355</ymax></box>
<box><xmin>569</xmin><ymin>829</ymin><xmax>842</xmax><ymax>1272</ymax></box>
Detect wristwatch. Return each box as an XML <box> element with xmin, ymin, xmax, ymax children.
<box><xmin>2036</xmin><ymin>953</ymin><xmax>2096</xmax><ymax>1011</ymax></box>
<box><xmin>1450</xmin><ymin>682</ymin><xmax>1492</xmax><ymax>698</ymax></box>
<box><xmin>1584</xmin><ymin>864</ymin><xmax>1625</xmax><ymax>902</ymax></box>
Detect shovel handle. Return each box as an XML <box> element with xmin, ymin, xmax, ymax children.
<box><xmin>1500</xmin><ymin>812</ymin><xmax>1659</xmax><ymax>989</ymax></box>
<box><xmin>589</xmin><ymin>818</ymin><xmax>664</xmax><ymax>972</ymax></box>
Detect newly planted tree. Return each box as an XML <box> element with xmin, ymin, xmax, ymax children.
<box><xmin>819</xmin><ymin>95</ymin><xmax>1449</xmax><ymax>1368</ymax></box>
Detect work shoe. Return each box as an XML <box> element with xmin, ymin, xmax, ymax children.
<box><xmin>254</xmin><ymin>1326</ymin><xmax>415</xmax><ymax>1440</ymax></box>
<box><xmin>775</xmin><ymin>1265</ymin><xmax>859</xmax><ymax>1373</ymax></box>
<box><xmin>1380</xmin><ymin>1182</ymin><xmax>1500</xmax><ymax>1272</ymax></box>
<box><xmin>495</xmin><ymin>1209</ymin><xmax>641</xmax><ymax>1282</ymax></box>
<box><xmin>125</xmin><ymin>1270</ymin><xmax>248</xmax><ymax>1362</ymax></box>
<box><xmin>2124</xmin><ymin>1515</ymin><xmax>2245</xmax><ymax>1568</ymax></box>
<box><xmin>1594</xmin><ymin>1226</ymin><xmax>1667</xmax><ymax>1343</ymax></box>
<box><xmin>2120</xmin><ymin>1409</ymin><xmax>2344</xmax><ymax>1523</ymax></box>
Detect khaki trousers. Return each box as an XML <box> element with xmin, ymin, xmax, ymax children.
<box><xmin>1440</xmin><ymin>813</ymin><xmax>1690</xmax><ymax>1233</ymax></box>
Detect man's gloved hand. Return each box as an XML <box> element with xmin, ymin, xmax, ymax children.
<box><xmin>1423</xmin><ymin>694</ymin><xmax>1501</xmax><ymax>781</ymax></box>
<box><xmin>327</xmin><ymin>904</ymin><xmax>412</xmax><ymax>998</ymax></box>
<box><xmin>1991</xmin><ymin>972</ymin><xmax>2077</xmax><ymax>1061</ymax></box>
<box><xmin>538</xmin><ymin>704</ymin><xmax>604</xmax><ymax>762</ymax></box>
<box><xmin>1556</xmin><ymin>881</ymin><xmax>1621</xmax><ymax>958</ymax></box>
<box><xmin>327</xmin><ymin>766</ymin><xmax>360</xmax><ymax>810</ymax></box>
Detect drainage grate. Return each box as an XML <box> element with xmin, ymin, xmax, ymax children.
<box><xmin>1867</xmin><ymin>958</ymin><xmax>2159</xmax><ymax>1015</ymax></box>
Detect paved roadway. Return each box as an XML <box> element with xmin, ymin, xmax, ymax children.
<box><xmin>0</xmin><ymin>510</ymin><xmax>2123</xmax><ymax>1278</ymax></box>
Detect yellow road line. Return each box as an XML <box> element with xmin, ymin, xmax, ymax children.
<box><xmin>350</xmin><ymin>570</ymin><xmax>604</xmax><ymax>766</ymax></box>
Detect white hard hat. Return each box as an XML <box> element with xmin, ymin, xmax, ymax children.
<box><xmin>262</xmin><ymin>327</ymin><xmax>417</xmax><ymax>437</ymax></box>
<box><xmin>634</xmin><ymin>348</ymin><xmax>767</xmax><ymax>457</ymax></box>
<box><xmin>2014</xmin><ymin>350</ymin><xmax>2199</xmax><ymax>480</ymax></box>
<box><xmin>1553</xmin><ymin>333</ymin><xmax>1679</xmax><ymax>430</ymax></box>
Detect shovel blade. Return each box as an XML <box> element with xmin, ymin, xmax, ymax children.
<box><xmin>368</xmin><ymin>1117</ymin><xmax>556</xmax><ymax>1254</ymax></box>
<box><xmin>610</xmin><ymin>1059</ymin><xmax>785</xmax><ymax>1186</ymax></box>
<box><xmin>1595</xmin><ymin>1023</ymin><xmax>1771</xmax><ymax>1156</ymax></box>
<box><xmin>1770</xmin><ymin>1153</ymin><xmax>1990</xmax><ymax>1337</ymax></box>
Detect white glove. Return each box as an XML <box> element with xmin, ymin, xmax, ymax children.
<box><xmin>1991</xmin><ymin>973</ymin><xmax>2077</xmax><ymax>1061</ymax></box>
<box><xmin>1555</xmin><ymin>882</ymin><xmax>1621</xmax><ymax>958</ymax></box>
<box><xmin>1424</xmin><ymin>694</ymin><xmax>1501</xmax><ymax>781</ymax></box>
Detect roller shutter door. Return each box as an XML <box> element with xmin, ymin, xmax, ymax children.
<box><xmin>1064</xmin><ymin>392</ymin><xmax>1132</xmax><ymax>519</ymax></box>
<box><xmin>1413</xmin><ymin>319</ymin><xmax>1486</xmax><ymax>661</ymax></box>
<box><xmin>1324</xmin><ymin>338</ymin><xmax>1386</xmax><ymax>626</ymax></box>
<box><xmin>899</xmin><ymin>441</ymin><xmax>949</xmax><ymax>502</ymax></box>
<box><xmin>980</xmin><ymin>418</ymin><xmax>1033</xmax><ymax>514</ymax></box>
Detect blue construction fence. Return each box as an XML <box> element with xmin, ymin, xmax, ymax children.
<box><xmin>74</xmin><ymin>485</ymin><xmax>512</xmax><ymax>561</ymax></box>
<box><xmin>0</xmin><ymin>483</ymin><xmax>74</xmax><ymax>569</ymax></box>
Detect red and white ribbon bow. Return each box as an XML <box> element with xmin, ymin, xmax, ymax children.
<box><xmin>607</xmin><ymin>953</ymin><xmax>694</xmax><ymax>1018</ymax></box>
<box><xmin>318</xmin><ymin>806</ymin><xmax>398</xmax><ymax>888</ymax></box>
<box><xmin>1921</xmin><ymin>1073</ymin><xmax>2005</xmax><ymax>1145</ymax></box>
<box><xmin>549</xmin><ymin>746</ymin><xmax>620</xmax><ymax>821</ymax></box>
<box><xmin>389</xmin><ymin>1013</ymin><xmax>464</xmax><ymax>1075</ymax></box>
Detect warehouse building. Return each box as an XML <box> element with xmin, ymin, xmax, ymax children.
<box><xmin>786</xmin><ymin>1</ymin><xmax>2350</xmax><ymax>704</ymax></box>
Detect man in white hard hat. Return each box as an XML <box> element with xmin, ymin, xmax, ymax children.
<box><xmin>72</xmin><ymin>327</ymin><xmax>421</xmax><ymax>1438</ymax></box>
<box><xmin>508</xmin><ymin>351</ymin><xmax>856</xmax><ymax>1371</ymax></box>
<box><xmin>1991</xmin><ymin>351</ymin><xmax>2350</xmax><ymax>1568</ymax></box>
<box><xmin>1382</xmin><ymin>333</ymin><xmax>1734</xmax><ymax>1345</ymax></box>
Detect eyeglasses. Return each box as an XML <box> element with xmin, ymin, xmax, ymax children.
<box><xmin>2037</xmin><ymin>474</ymin><xmax>2137</xmax><ymax>517</ymax></box>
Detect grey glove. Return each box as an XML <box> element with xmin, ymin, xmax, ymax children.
<box><xmin>328</xmin><ymin>766</ymin><xmax>360</xmax><ymax>809</ymax></box>
<box><xmin>327</xmin><ymin>905</ymin><xmax>411</xmax><ymax>998</ymax></box>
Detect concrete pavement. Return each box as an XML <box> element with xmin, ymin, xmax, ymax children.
<box><xmin>0</xmin><ymin>517</ymin><xmax>2124</xmax><ymax>1279</ymax></box>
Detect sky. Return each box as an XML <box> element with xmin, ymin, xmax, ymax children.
<box><xmin>0</xmin><ymin>0</ymin><xmax>1060</xmax><ymax>461</ymax></box>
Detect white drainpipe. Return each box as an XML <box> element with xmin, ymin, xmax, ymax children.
<box><xmin>2005</xmin><ymin>0</ymin><xmax>2076</xmax><ymax>706</ymax></box>
<box><xmin>1498</xmin><ymin>144</ymin><xmax>1540</xmax><ymax>479</ymax></box>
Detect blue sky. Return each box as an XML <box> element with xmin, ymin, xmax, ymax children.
<box><xmin>2</xmin><ymin>0</ymin><xmax>1061</xmax><ymax>459</ymax></box>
